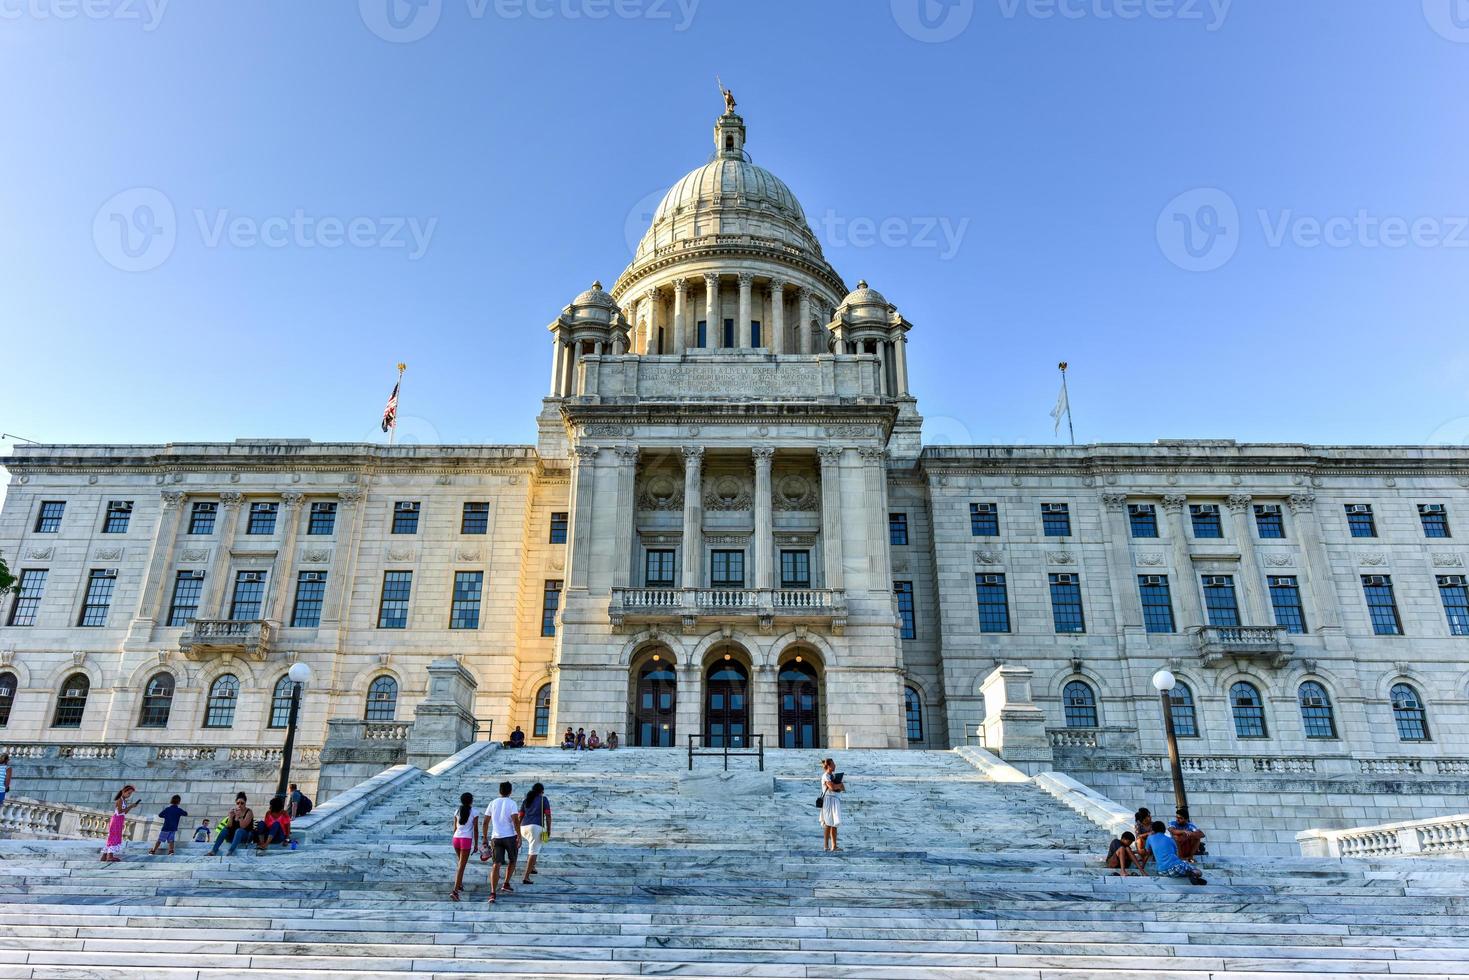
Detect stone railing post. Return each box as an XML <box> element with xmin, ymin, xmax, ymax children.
<box><xmin>979</xmin><ymin>664</ymin><xmax>1054</xmax><ymax>774</ymax></box>
<box><xmin>405</xmin><ymin>658</ymin><xmax>480</xmax><ymax>769</ymax></box>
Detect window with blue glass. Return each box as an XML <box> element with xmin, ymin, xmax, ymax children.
<box><xmin>307</xmin><ymin>501</ymin><xmax>336</xmax><ymax>535</ymax></box>
<box><xmin>34</xmin><ymin>501</ymin><xmax>65</xmax><ymax>533</ymax></box>
<box><xmin>889</xmin><ymin>513</ymin><xmax>909</xmax><ymax>546</ymax></box>
<box><xmin>1168</xmin><ymin>682</ymin><xmax>1199</xmax><ymax>737</ymax></box>
<box><xmin>894</xmin><ymin>581</ymin><xmax>915</xmax><ymax>639</ymax></box>
<box><xmin>1298</xmin><ymin>681</ymin><xmax>1337</xmax><ymax>739</ymax></box>
<box><xmin>780</xmin><ymin>550</ymin><xmax>810</xmax><ymax>589</ymax></box>
<box><xmin>449</xmin><ymin>571</ymin><xmax>483</xmax><ymax>630</ymax></box>
<box><xmin>541</xmin><ymin>580</ymin><xmax>562</xmax><ymax>637</ymax></box>
<box><xmin>975</xmin><ymin>573</ymin><xmax>1010</xmax><ymax>633</ymax></box>
<box><xmin>970</xmin><ymin>502</ymin><xmax>999</xmax><ymax>536</ymax></box>
<box><xmin>460</xmin><ymin>502</ymin><xmax>488</xmax><ymax>535</ymax></box>
<box><xmin>166</xmin><ymin>570</ymin><xmax>204</xmax><ymax>627</ymax></box>
<box><xmin>1230</xmin><ymin>681</ymin><xmax>1268</xmax><ymax>738</ymax></box>
<box><xmin>291</xmin><ymin>571</ymin><xmax>327</xmax><ymax>628</ymax></box>
<box><xmin>365</xmin><ymin>676</ymin><xmax>398</xmax><ymax>721</ymax></box>
<box><xmin>710</xmin><ymin>550</ymin><xmax>745</xmax><ymax>588</ymax></box>
<box><xmin>1049</xmin><ymin>573</ymin><xmax>1086</xmax><ymax>633</ymax></box>
<box><xmin>904</xmin><ymin>686</ymin><xmax>924</xmax><ymax>743</ymax></box>
<box><xmin>188</xmin><ymin>502</ymin><xmax>216</xmax><ymax>535</ymax></box>
<box><xmin>1269</xmin><ymin>575</ymin><xmax>1307</xmax><ymax>634</ymax></box>
<box><xmin>377</xmin><ymin>571</ymin><xmax>412</xmax><ymax>629</ymax></box>
<box><xmin>1189</xmin><ymin>504</ymin><xmax>1222</xmax><ymax>539</ymax></box>
<box><xmin>696</xmin><ymin>320</ymin><xmax>707</xmax><ymax>347</ymax></box>
<box><xmin>228</xmin><ymin>571</ymin><xmax>266</xmax><ymax>621</ymax></box>
<box><xmin>7</xmin><ymin>569</ymin><xmax>48</xmax><ymax>627</ymax></box>
<box><xmin>1362</xmin><ymin>575</ymin><xmax>1402</xmax><ymax>635</ymax></box>
<box><xmin>1254</xmin><ymin>504</ymin><xmax>1285</xmax><ymax>539</ymax></box>
<box><xmin>1438</xmin><ymin>575</ymin><xmax>1469</xmax><ymax>636</ymax></box>
<box><xmin>750</xmin><ymin>320</ymin><xmax>761</xmax><ymax>348</ymax></box>
<box><xmin>78</xmin><ymin>569</ymin><xmax>116</xmax><ymax>627</ymax></box>
<box><xmin>1419</xmin><ymin>504</ymin><xmax>1452</xmax><ymax>538</ymax></box>
<box><xmin>1391</xmin><ymin>683</ymin><xmax>1429</xmax><ymax>740</ymax></box>
<box><xmin>102</xmin><ymin>500</ymin><xmax>133</xmax><ymax>534</ymax></box>
<box><xmin>246</xmin><ymin>502</ymin><xmax>277</xmax><ymax>535</ymax></box>
<box><xmin>1063</xmin><ymin>680</ymin><xmax>1097</xmax><ymax>728</ymax></box>
<box><xmin>533</xmin><ymin>683</ymin><xmax>552</xmax><ymax>738</ymax></box>
<box><xmin>1128</xmin><ymin>503</ymin><xmax>1158</xmax><ymax>538</ymax></box>
<box><xmin>1202</xmin><ymin>575</ymin><xmax>1240</xmax><ymax>627</ymax></box>
<box><xmin>1041</xmin><ymin>503</ymin><xmax>1071</xmax><ymax>537</ymax></box>
<box><xmin>723</xmin><ymin>318</ymin><xmax>735</xmax><ymax>348</ymax></box>
<box><xmin>1138</xmin><ymin>575</ymin><xmax>1175</xmax><ymax>633</ymax></box>
<box><xmin>1346</xmin><ymin>504</ymin><xmax>1376</xmax><ymax>538</ymax></box>
<box><xmin>549</xmin><ymin>512</ymin><xmax>568</xmax><ymax>544</ymax></box>
<box><xmin>646</xmin><ymin>549</ymin><xmax>676</xmax><ymax>588</ymax></box>
<box><xmin>391</xmin><ymin>501</ymin><xmax>420</xmax><ymax>535</ymax></box>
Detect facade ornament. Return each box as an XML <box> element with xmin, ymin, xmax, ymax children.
<box><xmin>302</xmin><ymin>549</ymin><xmax>331</xmax><ymax>564</ymax></box>
<box><xmin>974</xmin><ymin>549</ymin><xmax>1002</xmax><ymax>565</ymax></box>
<box><xmin>1047</xmin><ymin>551</ymin><xmax>1076</xmax><ymax>565</ymax></box>
<box><xmin>1383</xmin><ymin>476</ymin><xmax>1397</xmax><ymax>488</ymax></box>
<box><xmin>681</xmin><ymin>445</ymin><xmax>705</xmax><ymax>462</ymax></box>
<box><xmin>736</xmin><ymin>272</ymin><xmax>755</xmax><ymax>287</ymax></box>
<box><xmin>94</xmin><ymin>548</ymin><xmax>122</xmax><ymax>562</ymax></box>
<box><xmin>1161</xmin><ymin>493</ymin><xmax>1188</xmax><ymax>512</ymax></box>
<box><xmin>338</xmin><ymin>488</ymin><xmax>363</xmax><ymax>506</ymax></box>
<box><xmin>1009</xmin><ymin>476</ymin><xmax>1022</xmax><ymax>487</ymax></box>
<box><xmin>160</xmin><ymin>490</ymin><xmax>185</xmax><ymax>509</ymax></box>
<box><xmin>573</xmin><ymin>445</ymin><xmax>600</xmax><ymax>461</ymax></box>
<box><xmin>1357</xmin><ymin>552</ymin><xmax>1387</xmax><ymax>567</ymax></box>
<box><xmin>857</xmin><ymin>447</ymin><xmax>887</xmax><ymax>461</ymax></box>
<box><xmin>704</xmin><ymin>476</ymin><xmax>753</xmax><ymax>511</ymax></box>
<box><xmin>1081</xmin><ymin>475</ymin><xmax>1096</xmax><ymax>488</ymax></box>
<box><xmin>387</xmin><ymin>546</ymin><xmax>413</xmax><ymax>562</ymax></box>
<box><xmin>456</xmin><ymin>547</ymin><xmax>481</xmax><ymax>562</ymax></box>
<box><xmin>1225</xmin><ymin>493</ymin><xmax>1253</xmax><ymax>512</ymax></box>
<box><xmin>751</xmin><ymin>446</ymin><xmax>775</xmax><ymax>461</ymax></box>
<box><xmin>1263</xmin><ymin>552</ymin><xmax>1296</xmax><ymax>567</ymax></box>
<box><xmin>1101</xmin><ymin>492</ymin><xmax>1128</xmax><ymax>510</ymax></box>
<box><xmin>773</xmin><ymin>473</ymin><xmax>818</xmax><ymax>511</ymax></box>
<box><xmin>1135</xmin><ymin>552</ymin><xmax>1166</xmax><ymax>567</ymax></box>
<box><xmin>26</xmin><ymin>546</ymin><xmax>54</xmax><ymax>560</ymax></box>
<box><xmin>218</xmin><ymin>491</ymin><xmax>244</xmax><ymax>509</ymax></box>
<box><xmin>613</xmin><ymin>445</ymin><xmax>640</xmax><ymax>462</ymax></box>
<box><xmin>280</xmin><ymin>491</ymin><xmax>304</xmax><ymax>509</ymax></box>
<box><xmin>1286</xmin><ymin>491</ymin><xmax>1316</xmax><ymax>513</ymax></box>
<box><xmin>180</xmin><ymin>548</ymin><xmax>210</xmax><ymax>563</ymax></box>
<box><xmin>435</xmin><ymin>474</ymin><xmax>453</xmax><ymax>486</ymax></box>
<box><xmin>89</xmin><ymin>475</ymin><xmax>100</xmax><ymax>485</ymax></box>
<box><xmin>1432</xmin><ymin>552</ymin><xmax>1465</xmax><ymax>567</ymax></box>
<box><xmin>71</xmin><ymin>650</ymin><xmax>87</xmax><ymax>667</ymax></box>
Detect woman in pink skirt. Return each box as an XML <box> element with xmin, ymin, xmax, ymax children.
<box><xmin>101</xmin><ymin>785</ymin><xmax>138</xmax><ymax>862</ymax></box>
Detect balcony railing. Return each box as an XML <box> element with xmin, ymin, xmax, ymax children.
<box><xmin>1192</xmin><ymin>624</ymin><xmax>1294</xmax><ymax>668</ymax></box>
<box><xmin>179</xmin><ymin>619</ymin><xmax>274</xmax><ymax>661</ymax></box>
<box><xmin>610</xmin><ymin>587</ymin><xmax>846</xmax><ymax>632</ymax></box>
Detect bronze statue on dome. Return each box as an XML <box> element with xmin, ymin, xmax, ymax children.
<box><xmin>718</xmin><ymin>76</ymin><xmax>736</xmax><ymax>115</ymax></box>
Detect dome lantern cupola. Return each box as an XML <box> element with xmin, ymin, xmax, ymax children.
<box><xmin>547</xmin><ymin>280</ymin><xmax>629</xmax><ymax>399</ymax></box>
<box><xmin>715</xmin><ymin>111</ymin><xmax>747</xmax><ymax>160</ymax></box>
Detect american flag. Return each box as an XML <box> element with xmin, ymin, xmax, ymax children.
<box><xmin>381</xmin><ymin>381</ymin><xmax>399</xmax><ymax>433</ymax></box>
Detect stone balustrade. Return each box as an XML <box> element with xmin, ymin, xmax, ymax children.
<box><xmin>0</xmin><ymin>796</ymin><xmax>156</xmax><ymax>842</ymax></box>
<box><xmin>179</xmin><ymin>618</ymin><xmax>275</xmax><ymax>661</ymax></box>
<box><xmin>1298</xmin><ymin>812</ymin><xmax>1469</xmax><ymax>859</ymax></box>
<box><xmin>1193</xmin><ymin>624</ymin><xmax>1295</xmax><ymax>667</ymax></box>
<box><xmin>609</xmin><ymin>586</ymin><xmax>846</xmax><ymax>631</ymax></box>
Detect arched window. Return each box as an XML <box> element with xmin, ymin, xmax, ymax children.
<box><xmin>52</xmin><ymin>673</ymin><xmax>90</xmax><ymax>728</ymax></box>
<box><xmin>1230</xmin><ymin>681</ymin><xmax>1267</xmax><ymax>738</ymax></box>
<box><xmin>1390</xmin><ymin>683</ymin><xmax>1429</xmax><ymax>741</ymax></box>
<box><xmin>203</xmin><ymin>674</ymin><xmax>239</xmax><ymax>729</ymax></box>
<box><xmin>0</xmin><ymin>671</ymin><xmax>16</xmax><ymax>727</ymax></box>
<box><xmin>138</xmin><ymin>672</ymin><xmax>175</xmax><ymax>729</ymax></box>
<box><xmin>1298</xmin><ymin>681</ymin><xmax>1337</xmax><ymax>739</ymax></box>
<box><xmin>533</xmin><ymin>683</ymin><xmax>552</xmax><ymax>738</ymax></box>
<box><xmin>904</xmin><ymin>686</ymin><xmax>924</xmax><ymax>743</ymax></box>
<box><xmin>1063</xmin><ymin>680</ymin><xmax>1098</xmax><ymax>729</ymax></box>
<box><xmin>365</xmin><ymin>676</ymin><xmax>398</xmax><ymax>722</ymax></box>
<box><xmin>1168</xmin><ymin>682</ymin><xmax>1198</xmax><ymax>738</ymax></box>
<box><xmin>268</xmin><ymin>675</ymin><xmax>294</xmax><ymax>729</ymax></box>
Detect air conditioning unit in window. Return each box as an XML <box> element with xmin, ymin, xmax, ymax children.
<box><xmin>1363</xmin><ymin>575</ymin><xmax>1389</xmax><ymax>587</ymax></box>
<box><xmin>100</xmin><ymin>569</ymin><xmax>119</xmax><ymax>577</ymax></box>
<box><xmin>398</xmin><ymin>502</ymin><xmax>420</xmax><ymax>511</ymax></box>
<box><xmin>1391</xmin><ymin>697</ymin><xmax>1414</xmax><ymax>710</ymax></box>
<box><xmin>978</xmin><ymin>574</ymin><xmax>1004</xmax><ymax>585</ymax></box>
<box><xmin>1422</xmin><ymin>504</ymin><xmax>1446</xmax><ymax>514</ymax></box>
<box><xmin>239</xmin><ymin>571</ymin><xmax>265</xmax><ymax>583</ymax></box>
<box><xmin>63</xmin><ymin>688</ymin><xmax>85</xmax><ymax>698</ymax></box>
<box><xmin>180</xmin><ymin>570</ymin><xmax>204</xmax><ymax>580</ymax></box>
<box><xmin>1042</xmin><ymin>503</ymin><xmax>1066</xmax><ymax>513</ymax></box>
<box><xmin>1202</xmin><ymin>575</ymin><xmax>1231</xmax><ymax>587</ymax></box>
<box><xmin>108</xmin><ymin>501</ymin><xmax>132</xmax><ymax>511</ymax></box>
<box><xmin>1302</xmin><ymin>696</ymin><xmax>1326</xmax><ymax>707</ymax></box>
<box><xmin>1440</xmin><ymin>576</ymin><xmax>1467</xmax><ymax>587</ymax></box>
<box><xmin>1052</xmin><ymin>574</ymin><xmax>1077</xmax><ymax>584</ymax></box>
<box><xmin>1140</xmin><ymin>575</ymin><xmax>1165</xmax><ymax>586</ymax></box>
<box><xmin>1257</xmin><ymin>504</ymin><xmax>1281</xmax><ymax>514</ymax></box>
<box><xmin>1346</xmin><ymin>505</ymin><xmax>1372</xmax><ymax>515</ymax></box>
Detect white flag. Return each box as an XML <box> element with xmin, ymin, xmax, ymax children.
<box><xmin>1050</xmin><ymin>382</ymin><xmax>1069</xmax><ymax>435</ymax></box>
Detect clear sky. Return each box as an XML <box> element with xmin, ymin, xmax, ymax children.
<box><xmin>2</xmin><ymin>0</ymin><xmax>1467</xmax><ymax>470</ymax></box>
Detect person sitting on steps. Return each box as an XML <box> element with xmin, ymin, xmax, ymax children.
<box><xmin>605</xmin><ymin>731</ymin><xmax>619</xmax><ymax>750</ymax></box>
<box><xmin>1169</xmin><ymin>806</ymin><xmax>1206</xmax><ymax>861</ymax></box>
<box><xmin>1146</xmin><ymin>821</ymin><xmax>1207</xmax><ymax>886</ymax></box>
<box><xmin>1104</xmin><ymin>831</ymin><xmax>1144</xmax><ymax>876</ymax></box>
<box><xmin>586</xmin><ymin>730</ymin><xmax>601</xmax><ymax>750</ymax></box>
<box><xmin>1131</xmin><ymin>807</ymin><xmax>1154</xmax><ymax>869</ymax></box>
<box><xmin>575</xmin><ymin>728</ymin><xmax>587</xmax><ymax>751</ymax></box>
<box><xmin>561</xmin><ymin>727</ymin><xmax>576</xmax><ymax>750</ymax></box>
<box><xmin>506</xmin><ymin>726</ymin><xmax>526</xmax><ymax>749</ymax></box>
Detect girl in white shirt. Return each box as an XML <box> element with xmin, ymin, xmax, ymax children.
<box><xmin>450</xmin><ymin>792</ymin><xmax>480</xmax><ymax>902</ymax></box>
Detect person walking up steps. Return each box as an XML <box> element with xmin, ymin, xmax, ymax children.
<box><xmin>518</xmin><ymin>782</ymin><xmax>551</xmax><ymax>884</ymax></box>
<box><xmin>449</xmin><ymin>792</ymin><xmax>480</xmax><ymax>902</ymax></box>
<box><xmin>819</xmin><ymin>758</ymin><xmax>844</xmax><ymax>852</ymax></box>
<box><xmin>149</xmin><ymin>795</ymin><xmax>188</xmax><ymax>856</ymax></box>
<box><xmin>101</xmin><ymin>785</ymin><xmax>139</xmax><ymax>862</ymax></box>
<box><xmin>483</xmin><ymin>781</ymin><xmax>521</xmax><ymax>904</ymax></box>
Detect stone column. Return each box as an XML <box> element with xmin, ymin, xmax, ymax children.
<box><xmin>132</xmin><ymin>490</ymin><xmax>187</xmax><ymax>631</ymax></box>
<box><xmin>874</xmin><ymin>342</ymin><xmax>889</xmax><ymax>396</ymax></box>
<box><xmin>859</xmin><ymin>448</ymin><xmax>891</xmax><ymax>583</ymax></box>
<box><xmin>753</xmin><ymin>447</ymin><xmax>775</xmax><ymax>590</ymax></box>
<box><xmin>561</xmin><ymin>341</ymin><xmax>576</xmax><ymax>396</ymax></box>
<box><xmin>1101</xmin><ymin>493</ymin><xmax>1143</xmax><ymax>629</ymax></box>
<box><xmin>639</xmin><ymin>291</ymin><xmax>656</xmax><ymax>354</ymax></box>
<box><xmin>797</xmin><ymin>287</ymin><xmax>812</xmax><ymax>354</ymax></box>
<box><xmin>1227</xmin><ymin>493</ymin><xmax>1271</xmax><ymax>624</ymax></box>
<box><xmin>267</xmin><ymin>491</ymin><xmax>305</xmax><ymax>625</ymax></box>
<box><xmin>751</xmin><ymin>664</ymin><xmax>778</xmax><ymax>746</ymax></box>
<box><xmin>568</xmin><ymin>446</ymin><xmax>599</xmax><ymax>591</ymax></box>
<box><xmin>1288</xmin><ymin>491</ymin><xmax>1340</xmax><ymax>630</ymax></box>
<box><xmin>680</xmin><ymin>446</ymin><xmax>704</xmax><ymax>589</ymax></box>
<box><xmin>672</xmin><ymin>278</ymin><xmax>688</xmax><ymax>352</ymax></box>
<box><xmin>818</xmin><ymin>447</ymin><xmax>845</xmax><ymax>590</ymax></box>
<box><xmin>737</xmin><ymin>273</ymin><xmax>753</xmax><ymax>348</ymax></box>
<box><xmin>703</xmin><ymin>274</ymin><xmax>719</xmax><ymax>348</ymax></box>
<box><xmin>893</xmin><ymin>334</ymin><xmax>909</xmax><ymax>395</ymax></box>
<box><xmin>768</xmin><ymin>280</ymin><xmax>785</xmax><ymax>354</ymax></box>
<box><xmin>612</xmin><ymin>447</ymin><xmax>640</xmax><ymax>588</ymax></box>
<box><xmin>1161</xmin><ymin>494</ymin><xmax>1204</xmax><ymax>629</ymax></box>
<box><xmin>549</xmin><ymin>337</ymin><xmax>563</xmax><ymax>395</ymax></box>
<box><xmin>676</xmin><ymin>660</ymin><xmax>702</xmax><ymax>746</ymax></box>
<box><xmin>320</xmin><ymin>489</ymin><xmax>363</xmax><ymax>629</ymax></box>
<box><xmin>201</xmin><ymin>491</ymin><xmax>244</xmax><ymax>618</ymax></box>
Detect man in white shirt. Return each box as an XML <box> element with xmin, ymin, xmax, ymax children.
<box><xmin>483</xmin><ymin>781</ymin><xmax>522</xmax><ymax>903</ymax></box>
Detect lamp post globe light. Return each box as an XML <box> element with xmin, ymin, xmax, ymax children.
<box><xmin>1151</xmin><ymin>668</ymin><xmax>1189</xmax><ymax>813</ymax></box>
<box><xmin>275</xmin><ymin>660</ymin><xmax>313</xmax><ymax>797</ymax></box>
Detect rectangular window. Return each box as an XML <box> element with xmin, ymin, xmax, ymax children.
<box><xmin>1128</xmin><ymin>504</ymin><xmax>1158</xmax><ymax>538</ymax></box>
<box><xmin>449</xmin><ymin>571</ymin><xmax>483</xmax><ymax>630</ymax></box>
<box><xmin>1268</xmin><ymin>575</ymin><xmax>1307</xmax><ymax>634</ymax></box>
<box><xmin>78</xmin><ymin>569</ymin><xmax>117</xmax><ymax>627</ymax></box>
<box><xmin>541</xmin><ymin>580</ymin><xmax>562</xmax><ymax>637</ymax></box>
<box><xmin>34</xmin><ymin>501</ymin><xmax>65</xmax><ymax>533</ymax></box>
<box><xmin>102</xmin><ymin>500</ymin><xmax>133</xmax><ymax>534</ymax></box>
<box><xmin>710</xmin><ymin>550</ymin><xmax>745</xmax><ymax>588</ymax></box>
<box><xmin>291</xmin><ymin>571</ymin><xmax>327</xmax><ymax>628</ymax></box>
<box><xmin>1254</xmin><ymin>504</ymin><xmax>1285</xmax><ymax>539</ymax></box>
<box><xmin>228</xmin><ymin>570</ymin><xmax>266</xmax><ymax>621</ymax></box>
<box><xmin>1202</xmin><ymin>574</ymin><xmax>1240</xmax><ymax>627</ymax></box>
<box><xmin>723</xmin><ymin>318</ymin><xmax>735</xmax><ymax>348</ymax></box>
<box><xmin>7</xmin><ymin>569</ymin><xmax>48</xmax><ymax>627</ymax></box>
<box><xmin>1346</xmin><ymin>504</ymin><xmax>1376</xmax><ymax>538</ymax></box>
<box><xmin>1420</xmin><ymin>504</ymin><xmax>1452</xmax><ymax>539</ymax></box>
<box><xmin>889</xmin><ymin>513</ymin><xmax>909</xmax><ymax>546</ymax></box>
<box><xmin>377</xmin><ymin>571</ymin><xmax>413</xmax><ymax>629</ymax></box>
<box><xmin>1049</xmin><ymin>573</ymin><xmax>1086</xmax><ymax>633</ymax></box>
<box><xmin>1189</xmin><ymin>503</ymin><xmax>1222</xmax><ymax>539</ymax></box>
<box><xmin>1438</xmin><ymin>575</ymin><xmax>1469</xmax><ymax>636</ymax></box>
<box><xmin>696</xmin><ymin>320</ymin><xmax>707</xmax><ymax>348</ymax></box>
<box><xmin>1138</xmin><ymin>575</ymin><xmax>1175</xmax><ymax>634</ymax></box>
<box><xmin>751</xmin><ymin>320</ymin><xmax>762</xmax><ymax>348</ymax></box>
<box><xmin>779</xmin><ymin>550</ymin><xmax>811</xmax><ymax>589</ymax></box>
<box><xmin>246</xmin><ymin>502</ymin><xmax>278</xmax><ymax>535</ymax></box>
<box><xmin>308</xmin><ymin>502</ymin><xmax>337</xmax><ymax>536</ymax></box>
<box><xmin>188</xmin><ymin>502</ymin><xmax>217</xmax><ymax>535</ymax></box>
<box><xmin>645</xmin><ymin>549</ymin><xmax>676</xmax><ymax>587</ymax></box>
<box><xmin>459</xmin><ymin>502</ymin><xmax>488</xmax><ymax>535</ymax></box>
<box><xmin>1041</xmin><ymin>503</ymin><xmax>1071</xmax><ymax>537</ymax></box>
<box><xmin>166</xmin><ymin>571</ymin><xmax>204</xmax><ymax>627</ymax></box>
<box><xmin>975</xmin><ymin>573</ymin><xmax>1011</xmax><ymax>633</ymax></box>
<box><xmin>970</xmin><ymin>502</ymin><xmax>999</xmax><ymax>536</ymax></box>
<box><xmin>1362</xmin><ymin>574</ymin><xmax>1402</xmax><ymax>635</ymax></box>
<box><xmin>894</xmin><ymin>581</ymin><xmax>916</xmax><ymax>639</ymax></box>
<box><xmin>549</xmin><ymin>512</ymin><xmax>568</xmax><ymax>544</ymax></box>
<box><xmin>391</xmin><ymin>501</ymin><xmax>420</xmax><ymax>535</ymax></box>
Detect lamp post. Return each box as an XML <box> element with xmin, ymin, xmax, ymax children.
<box><xmin>275</xmin><ymin>661</ymin><xmax>312</xmax><ymax>798</ymax></box>
<box><xmin>1151</xmin><ymin>668</ymin><xmax>1189</xmax><ymax>813</ymax></box>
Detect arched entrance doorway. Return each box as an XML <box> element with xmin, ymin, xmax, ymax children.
<box><xmin>778</xmin><ymin>656</ymin><xmax>822</xmax><ymax>748</ymax></box>
<box><xmin>704</xmin><ymin>654</ymin><xmax>750</xmax><ymax>748</ymax></box>
<box><xmin>631</xmin><ymin>656</ymin><xmax>677</xmax><ymax>747</ymax></box>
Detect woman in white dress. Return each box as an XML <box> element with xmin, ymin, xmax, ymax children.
<box><xmin>820</xmin><ymin>758</ymin><xmax>843</xmax><ymax>851</ymax></box>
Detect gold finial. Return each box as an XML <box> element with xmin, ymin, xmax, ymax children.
<box><xmin>397</xmin><ymin>362</ymin><xmax>407</xmax><ymax>374</ymax></box>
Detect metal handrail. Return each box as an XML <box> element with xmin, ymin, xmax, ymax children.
<box><xmin>687</xmin><ymin>733</ymin><xmax>765</xmax><ymax>772</ymax></box>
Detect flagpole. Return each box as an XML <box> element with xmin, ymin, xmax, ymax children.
<box><xmin>1058</xmin><ymin>361</ymin><xmax>1075</xmax><ymax>446</ymax></box>
<box><xmin>389</xmin><ymin>362</ymin><xmax>405</xmax><ymax>447</ymax></box>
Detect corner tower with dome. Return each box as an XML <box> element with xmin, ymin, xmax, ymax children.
<box><xmin>541</xmin><ymin>103</ymin><xmax>924</xmax><ymax>749</ymax></box>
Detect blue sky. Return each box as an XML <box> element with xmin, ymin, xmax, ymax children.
<box><xmin>2</xmin><ymin>0</ymin><xmax>1467</xmax><ymax>466</ymax></box>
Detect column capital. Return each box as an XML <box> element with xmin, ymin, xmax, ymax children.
<box><xmin>573</xmin><ymin>445</ymin><xmax>601</xmax><ymax>462</ymax></box>
<box><xmin>768</xmin><ymin>278</ymin><xmax>786</xmax><ymax>294</ymax></box>
<box><xmin>857</xmin><ymin>447</ymin><xmax>887</xmax><ymax>461</ymax></box>
<box><xmin>338</xmin><ymin>488</ymin><xmax>364</xmax><ymax>507</ymax></box>
<box><xmin>218</xmin><ymin>491</ymin><xmax>244</xmax><ymax>510</ymax></box>
<box><xmin>671</xmin><ymin>277</ymin><xmax>688</xmax><ymax>291</ymax></box>
<box><xmin>751</xmin><ymin>446</ymin><xmax>775</xmax><ymax>462</ymax></box>
<box><xmin>160</xmin><ymin>490</ymin><xmax>186</xmax><ymax>510</ymax></box>
<box><xmin>817</xmin><ymin>446</ymin><xmax>843</xmax><ymax>466</ymax></box>
<box><xmin>703</xmin><ymin>272</ymin><xmax>720</xmax><ymax>288</ymax></box>
<box><xmin>1286</xmin><ymin>491</ymin><xmax>1317</xmax><ymax>513</ymax></box>
<box><xmin>280</xmin><ymin>491</ymin><xmax>305</xmax><ymax>510</ymax></box>
<box><xmin>681</xmin><ymin>445</ymin><xmax>705</xmax><ymax>462</ymax></box>
<box><xmin>737</xmin><ymin>272</ymin><xmax>755</xmax><ymax>287</ymax></box>
<box><xmin>1225</xmin><ymin>492</ymin><xmax>1254</xmax><ymax>513</ymax></box>
<box><xmin>1160</xmin><ymin>493</ymin><xmax>1187</xmax><ymax>512</ymax></box>
<box><xmin>1101</xmin><ymin>492</ymin><xmax>1128</xmax><ymax>511</ymax></box>
<box><xmin>614</xmin><ymin>445</ymin><xmax>640</xmax><ymax>462</ymax></box>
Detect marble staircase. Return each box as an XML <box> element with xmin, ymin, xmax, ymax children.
<box><xmin>1</xmin><ymin>746</ymin><xmax>1468</xmax><ymax>978</ymax></box>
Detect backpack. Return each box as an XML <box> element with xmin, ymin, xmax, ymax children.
<box><xmin>294</xmin><ymin>793</ymin><xmax>313</xmax><ymax>816</ymax></box>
